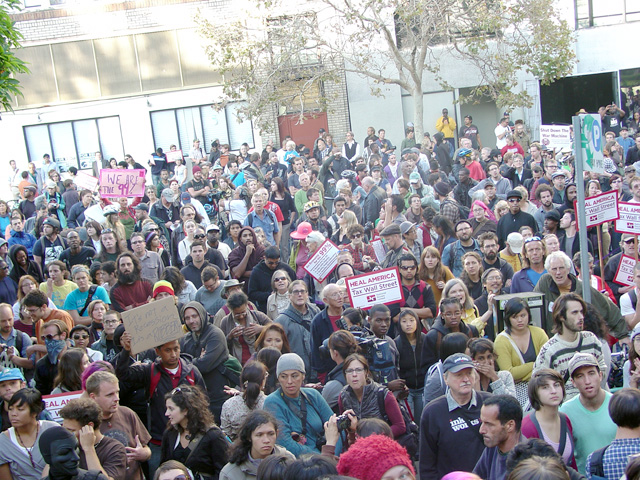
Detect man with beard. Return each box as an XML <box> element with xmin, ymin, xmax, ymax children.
<box><xmin>108</xmin><ymin>253</ymin><xmax>153</xmax><ymax>312</ymax></box>
<box><xmin>228</xmin><ymin>227</ymin><xmax>265</xmax><ymax>283</ymax></box>
<box><xmin>510</xmin><ymin>235</ymin><xmax>547</xmax><ymax>293</ymax></box>
<box><xmin>180</xmin><ymin>301</ymin><xmax>230</xmax><ymax>421</ymax></box>
<box><xmin>397</xmin><ymin>254</ymin><xmax>436</xmax><ymax>326</ymax></box>
<box><xmin>479</xmin><ymin>232</ymin><xmax>514</xmax><ymax>289</ymax></box>
<box><xmin>33</xmin><ymin>217</ymin><xmax>67</xmax><ymax>272</ymax></box>
<box><xmin>533</xmin><ymin>292</ymin><xmax>609</xmax><ymax>400</ymax></box>
<box><xmin>496</xmin><ymin>190</ymin><xmax>537</xmax><ymax>249</ymax></box>
<box><xmin>533</xmin><ymin>185</ymin><xmax>562</xmax><ymax>232</ymax></box>
<box><xmin>58</xmin><ymin>229</ymin><xmax>95</xmax><ymax>268</ymax></box>
<box><xmin>186</xmin><ymin>166</ymin><xmax>212</xmax><ymax>204</ymax></box>
<box><xmin>379</xmin><ymin>224</ymin><xmax>410</xmax><ymax>270</ymax></box>
<box><xmin>442</xmin><ymin>220</ymin><xmax>482</xmax><ymax>277</ymax></box>
<box><xmin>534</xmin><ymin>252</ymin><xmax>627</xmax><ymax>341</ymax></box>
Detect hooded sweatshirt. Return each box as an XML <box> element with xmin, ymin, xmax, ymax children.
<box><xmin>8</xmin><ymin>244</ymin><xmax>43</xmax><ymax>285</ymax></box>
<box><xmin>179</xmin><ymin>301</ymin><xmax>232</xmax><ymax>421</ymax></box>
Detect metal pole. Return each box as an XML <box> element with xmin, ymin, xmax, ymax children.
<box><xmin>573</xmin><ymin>115</ymin><xmax>592</xmax><ymax>303</ymax></box>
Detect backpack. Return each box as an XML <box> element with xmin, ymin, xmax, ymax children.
<box><xmin>246</xmin><ymin>209</ymin><xmax>277</xmax><ymax>228</ymax></box>
<box><xmin>457</xmin><ymin>202</ymin><xmax>470</xmax><ymax>220</ymax></box>
<box><xmin>358</xmin><ymin>335</ymin><xmax>398</xmax><ymax>384</ymax></box>
<box><xmin>376</xmin><ymin>387</ymin><xmax>419</xmax><ymax>461</ymax></box>
<box><xmin>588</xmin><ymin>445</ymin><xmax>609</xmax><ymax>480</ymax></box>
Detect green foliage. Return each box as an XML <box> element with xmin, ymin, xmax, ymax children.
<box><xmin>0</xmin><ymin>0</ymin><xmax>29</xmax><ymax>112</ymax></box>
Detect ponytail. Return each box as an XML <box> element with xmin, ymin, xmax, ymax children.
<box><xmin>241</xmin><ymin>361</ymin><xmax>267</xmax><ymax>410</ymax></box>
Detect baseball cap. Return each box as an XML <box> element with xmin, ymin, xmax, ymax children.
<box><xmin>443</xmin><ymin>353</ymin><xmax>475</xmax><ymax>374</ymax></box>
<box><xmin>161</xmin><ymin>188</ymin><xmax>174</xmax><ymax>201</ymax></box>
<box><xmin>568</xmin><ymin>352</ymin><xmax>600</xmax><ymax>378</ymax></box>
<box><xmin>400</xmin><ymin>221</ymin><xmax>416</xmax><ymax>235</ymax></box>
<box><xmin>0</xmin><ymin>368</ymin><xmax>25</xmax><ymax>383</ymax></box>
<box><xmin>552</xmin><ymin>171</ymin><xmax>566</xmax><ymax>179</ymax></box>
<box><xmin>409</xmin><ymin>172</ymin><xmax>421</xmax><ymax>184</ymax></box>
<box><xmin>206</xmin><ymin>224</ymin><xmax>220</xmax><ymax>232</ymax></box>
<box><xmin>43</xmin><ymin>217</ymin><xmax>61</xmax><ymax>229</ymax></box>
<box><xmin>133</xmin><ymin>203</ymin><xmax>149</xmax><ymax>212</ymax></box>
<box><xmin>180</xmin><ymin>192</ymin><xmax>192</xmax><ymax>203</ymax></box>
<box><xmin>506</xmin><ymin>232</ymin><xmax>524</xmax><ymax>254</ymax></box>
<box><xmin>213</xmin><ymin>164</ymin><xmax>223</xmax><ymax>171</ymax></box>
<box><xmin>291</xmin><ymin>222</ymin><xmax>313</xmax><ymax>240</ymax></box>
<box><xmin>303</xmin><ymin>201</ymin><xmax>321</xmax><ymax>213</ymax></box>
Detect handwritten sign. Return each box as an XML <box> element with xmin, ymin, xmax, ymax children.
<box><xmin>303</xmin><ymin>239</ymin><xmax>339</xmax><ymax>282</ymax></box>
<box><xmin>614</xmin><ymin>254</ymin><xmax>637</xmax><ymax>287</ymax></box>
<box><xmin>43</xmin><ymin>391</ymin><xmax>83</xmax><ymax>423</ymax></box>
<box><xmin>99</xmin><ymin>169</ymin><xmax>146</xmax><ymax>198</ymax></box>
<box><xmin>121</xmin><ymin>296</ymin><xmax>183</xmax><ymax>355</ymax></box>
<box><xmin>345</xmin><ymin>267</ymin><xmax>404</xmax><ymax>310</ymax></box>
<box><xmin>574</xmin><ymin>190</ymin><xmax>619</xmax><ymax>230</ymax></box>
<box><xmin>371</xmin><ymin>238</ymin><xmax>386</xmax><ymax>264</ymax></box>
<box><xmin>615</xmin><ymin>202</ymin><xmax>640</xmax><ymax>235</ymax></box>
<box><xmin>74</xmin><ymin>171</ymin><xmax>99</xmax><ymax>192</ymax></box>
<box><xmin>165</xmin><ymin>150</ymin><xmax>183</xmax><ymax>164</ymax></box>
<box><xmin>539</xmin><ymin>125</ymin><xmax>572</xmax><ymax>149</ymax></box>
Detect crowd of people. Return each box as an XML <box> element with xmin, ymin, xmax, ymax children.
<box><xmin>2</xmin><ymin>105</ymin><xmax>640</xmax><ymax>480</ymax></box>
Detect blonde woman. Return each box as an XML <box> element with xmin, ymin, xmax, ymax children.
<box><xmin>442</xmin><ymin>278</ymin><xmax>484</xmax><ymax>334</ymax></box>
<box><xmin>418</xmin><ymin>246</ymin><xmax>454</xmax><ymax>316</ymax></box>
<box><xmin>493</xmin><ymin>200</ymin><xmax>509</xmax><ymax>222</ymax></box>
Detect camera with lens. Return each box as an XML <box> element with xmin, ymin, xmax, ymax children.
<box><xmin>336</xmin><ymin>413</ymin><xmax>351</xmax><ymax>432</ymax></box>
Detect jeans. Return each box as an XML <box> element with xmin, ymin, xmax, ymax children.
<box><xmin>408</xmin><ymin>387</ymin><xmax>424</xmax><ymax>422</ymax></box>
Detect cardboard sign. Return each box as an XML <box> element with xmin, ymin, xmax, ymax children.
<box><xmin>615</xmin><ymin>202</ymin><xmax>640</xmax><ymax>235</ymax></box>
<box><xmin>539</xmin><ymin>125</ymin><xmax>572</xmax><ymax>149</ymax></box>
<box><xmin>574</xmin><ymin>190</ymin><xmax>619</xmax><ymax>230</ymax></box>
<box><xmin>43</xmin><ymin>391</ymin><xmax>83</xmax><ymax>423</ymax></box>
<box><xmin>165</xmin><ymin>150</ymin><xmax>183</xmax><ymax>164</ymax></box>
<box><xmin>303</xmin><ymin>239</ymin><xmax>340</xmax><ymax>282</ymax></box>
<box><xmin>74</xmin><ymin>171</ymin><xmax>99</xmax><ymax>192</ymax></box>
<box><xmin>121</xmin><ymin>296</ymin><xmax>184</xmax><ymax>355</ymax></box>
<box><xmin>99</xmin><ymin>169</ymin><xmax>146</xmax><ymax>198</ymax></box>
<box><xmin>345</xmin><ymin>267</ymin><xmax>404</xmax><ymax>310</ymax></box>
<box><xmin>370</xmin><ymin>238</ymin><xmax>386</xmax><ymax>264</ymax></box>
<box><xmin>614</xmin><ymin>254</ymin><xmax>637</xmax><ymax>287</ymax></box>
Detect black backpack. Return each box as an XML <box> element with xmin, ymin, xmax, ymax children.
<box><xmin>588</xmin><ymin>445</ymin><xmax>609</xmax><ymax>480</ymax></box>
<box><xmin>376</xmin><ymin>387</ymin><xmax>419</xmax><ymax>461</ymax></box>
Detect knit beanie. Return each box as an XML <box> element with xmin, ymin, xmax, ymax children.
<box><xmin>337</xmin><ymin>434</ymin><xmax>415</xmax><ymax>480</ymax></box>
<box><xmin>152</xmin><ymin>280</ymin><xmax>174</xmax><ymax>298</ymax></box>
<box><xmin>276</xmin><ymin>353</ymin><xmax>306</xmax><ymax>377</ymax></box>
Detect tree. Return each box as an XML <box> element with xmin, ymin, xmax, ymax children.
<box><xmin>0</xmin><ymin>0</ymin><xmax>29</xmax><ymax>112</ymax></box>
<box><xmin>199</xmin><ymin>0</ymin><xmax>575</xmax><ymax>137</ymax></box>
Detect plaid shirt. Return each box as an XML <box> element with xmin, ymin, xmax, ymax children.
<box><xmin>586</xmin><ymin>438</ymin><xmax>640</xmax><ymax>480</ymax></box>
<box><xmin>345</xmin><ymin>243</ymin><xmax>377</xmax><ymax>271</ymax></box>
<box><xmin>439</xmin><ymin>198</ymin><xmax>461</xmax><ymax>225</ymax></box>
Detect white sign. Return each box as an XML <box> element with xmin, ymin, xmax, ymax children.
<box><xmin>74</xmin><ymin>171</ymin><xmax>99</xmax><ymax>192</ymax></box>
<box><xmin>615</xmin><ymin>202</ymin><xmax>640</xmax><ymax>235</ymax></box>
<box><xmin>370</xmin><ymin>238</ymin><xmax>386</xmax><ymax>264</ymax></box>
<box><xmin>345</xmin><ymin>267</ymin><xmax>404</xmax><ymax>310</ymax></box>
<box><xmin>83</xmin><ymin>204</ymin><xmax>106</xmax><ymax>224</ymax></box>
<box><xmin>580</xmin><ymin>114</ymin><xmax>605</xmax><ymax>174</ymax></box>
<box><xmin>614</xmin><ymin>254</ymin><xmax>637</xmax><ymax>287</ymax></box>
<box><xmin>165</xmin><ymin>150</ymin><xmax>183</xmax><ymax>164</ymax></box>
<box><xmin>575</xmin><ymin>190</ymin><xmax>619</xmax><ymax>230</ymax></box>
<box><xmin>303</xmin><ymin>239</ymin><xmax>339</xmax><ymax>282</ymax></box>
<box><xmin>43</xmin><ymin>391</ymin><xmax>83</xmax><ymax>423</ymax></box>
<box><xmin>539</xmin><ymin>125</ymin><xmax>572</xmax><ymax>149</ymax></box>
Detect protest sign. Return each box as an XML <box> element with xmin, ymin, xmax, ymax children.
<box><xmin>74</xmin><ymin>171</ymin><xmax>99</xmax><ymax>191</ymax></box>
<box><xmin>345</xmin><ymin>267</ymin><xmax>404</xmax><ymax>309</ymax></box>
<box><xmin>121</xmin><ymin>296</ymin><xmax>183</xmax><ymax>355</ymax></box>
<box><xmin>371</xmin><ymin>238</ymin><xmax>386</xmax><ymax>264</ymax></box>
<box><xmin>539</xmin><ymin>125</ymin><xmax>572</xmax><ymax>149</ymax></box>
<box><xmin>43</xmin><ymin>391</ymin><xmax>83</xmax><ymax>423</ymax></box>
<box><xmin>83</xmin><ymin>204</ymin><xmax>106</xmax><ymax>224</ymax></box>
<box><xmin>615</xmin><ymin>202</ymin><xmax>640</xmax><ymax>235</ymax></box>
<box><xmin>99</xmin><ymin>169</ymin><xmax>146</xmax><ymax>198</ymax></box>
<box><xmin>303</xmin><ymin>239</ymin><xmax>340</xmax><ymax>282</ymax></box>
<box><xmin>574</xmin><ymin>190</ymin><xmax>619</xmax><ymax>230</ymax></box>
<box><xmin>165</xmin><ymin>150</ymin><xmax>183</xmax><ymax>163</ymax></box>
<box><xmin>614</xmin><ymin>254</ymin><xmax>637</xmax><ymax>287</ymax></box>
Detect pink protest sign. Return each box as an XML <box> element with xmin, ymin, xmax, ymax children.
<box><xmin>99</xmin><ymin>169</ymin><xmax>146</xmax><ymax>197</ymax></box>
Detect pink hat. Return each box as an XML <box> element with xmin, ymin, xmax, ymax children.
<box><xmin>290</xmin><ymin>222</ymin><xmax>313</xmax><ymax>240</ymax></box>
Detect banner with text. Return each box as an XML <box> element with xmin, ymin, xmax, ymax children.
<box><xmin>121</xmin><ymin>296</ymin><xmax>183</xmax><ymax>355</ymax></box>
<box><xmin>303</xmin><ymin>239</ymin><xmax>340</xmax><ymax>282</ymax></box>
<box><xmin>165</xmin><ymin>150</ymin><xmax>183</xmax><ymax>164</ymax></box>
<box><xmin>345</xmin><ymin>267</ymin><xmax>404</xmax><ymax>310</ymax></box>
<box><xmin>574</xmin><ymin>190</ymin><xmax>619</xmax><ymax>230</ymax></box>
<box><xmin>614</xmin><ymin>254</ymin><xmax>637</xmax><ymax>287</ymax></box>
<box><xmin>44</xmin><ymin>391</ymin><xmax>83</xmax><ymax>423</ymax></box>
<box><xmin>74</xmin><ymin>171</ymin><xmax>99</xmax><ymax>192</ymax></box>
<box><xmin>539</xmin><ymin>125</ymin><xmax>572</xmax><ymax>149</ymax></box>
<box><xmin>99</xmin><ymin>169</ymin><xmax>146</xmax><ymax>198</ymax></box>
<box><xmin>615</xmin><ymin>202</ymin><xmax>640</xmax><ymax>235</ymax></box>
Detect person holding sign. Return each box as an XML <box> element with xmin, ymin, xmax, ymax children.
<box><xmin>620</xmin><ymin>263</ymin><xmax>640</xmax><ymax>329</ymax></box>
<box><xmin>604</xmin><ymin>234</ymin><xmax>640</xmax><ymax>303</ymax></box>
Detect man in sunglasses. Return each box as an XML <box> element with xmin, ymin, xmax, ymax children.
<box><xmin>130</xmin><ymin>232</ymin><xmax>164</xmax><ymax>285</ymax></box>
<box><xmin>496</xmin><ymin>190</ymin><xmax>538</xmax><ymax>249</ymax></box>
<box><xmin>248</xmin><ymin>246</ymin><xmax>296</xmax><ymax>313</ymax></box>
<box><xmin>34</xmin><ymin>319</ymin><xmax>70</xmax><ymax>395</ymax></box>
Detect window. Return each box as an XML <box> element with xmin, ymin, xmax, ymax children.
<box><xmin>23</xmin><ymin>116</ymin><xmax>124</xmax><ymax>172</ymax></box>
<box><xmin>150</xmin><ymin>103</ymin><xmax>254</xmax><ymax>154</ymax></box>
<box><xmin>575</xmin><ymin>0</ymin><xmax>640</xmax><ymax>28</ymax></box>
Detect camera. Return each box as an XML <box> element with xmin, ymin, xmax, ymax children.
<box><xmin>336</xmin><ymin>414</ymin><xmax>351</xmax><ymax>432</ymax></box>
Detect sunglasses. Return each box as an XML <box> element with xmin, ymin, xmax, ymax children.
<box><xmin>41</xmin><ymin>333</ymin><xmax>60</xmax><ymax>341</ymax></box>
<box><xmin>624</xmin><ymin>238</ymin><xmax>636</xmax><ymax>244</ymax></box>
<box><xmin>101</xmin><ymin>228</ymin><xmax>114</xmax><ymax>235</ymax></box>
<box><xmin>351</xmin><ymin>234</ymin><xmax>362</xmax><ymax>239</ymax></box>
<box><xmin>507</xmin><ymin>198</ymin><xmax>520</xmax><ymax>203</ymax></box>
<box><xmin>274</xmin><ymin>277</ymin><xmax>287</xmax><ymax>282</ymax></box>
<box><xmin>524</xmin><ymin>236</ymin><xmax>542</xmax><ymax>244</ymax></box>
<box><xmin>73</xmin><ymin>334</ymin><xmax>89</xmax><ymax>340</ymax></box>
<box><xmin>194</xmin><ymin>234</ymin><xmax>206</xmax><ymax>239</ymax></box>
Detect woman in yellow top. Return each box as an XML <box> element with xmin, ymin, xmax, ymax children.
<box><xmin>441</xmin><ymin>278</ymin><xmax>483</xmax><ymax>334</ymax></box>
<box><xmin>494</xmin><ymin>297</ymin><xmax>549</xmax><ymax>410</ymax></box>
<box><xmin>39</xmin><ymin>260</ymin><xmax>77</xmax><ymax>309</ymax></box>
<box><xmin>418</xmin><ymin>246</ymin><xmax>454</xmax><ymax>320</ymax></box>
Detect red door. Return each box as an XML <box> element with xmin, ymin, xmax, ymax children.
<box><xmin>277</xmin><ymin>112</ymin><xmax>328</xmax><ymax>151</ymax></box>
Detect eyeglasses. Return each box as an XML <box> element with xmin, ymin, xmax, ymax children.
<box><xmin>291</xmin><ymin>289</ymin><xmax>307</xmax><ymax>295</ymax></box>
<box><xmin>0</xmin><ymin>266</ymin><xmax>8</xmax><ymax>271</ymax></box>
<box><xmin>345</xmin><ymin>367</ymin><xmax>365</xmax><ymax>375</ymax></box>
<box><xmin>351</xmin><ymin>234</ymin><xmax>362</xmax><ymax>239</ymax></box>
<box><xmin>194</xmin><ymin>234</ymin><xmax>206</xmax><ymax>239</ymax></box>
<box><xmin>104</xmin><ymin>319</ymin><xmax>120</xmax><ymax>326</ymax></box>
<box><xmin>524</xmin><ymin>236</ymin><xmax>541</xmax><ymax>244</ymax></box>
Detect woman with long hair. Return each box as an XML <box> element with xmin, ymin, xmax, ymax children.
<box><xmin>9</xmin><ymin>244</ymin><xmax>43</xmax><ymax>285</ymax></box>
<box><xmin>432</xmin><ymin>215</ymin><xmax>456</xmax><ymax>255</ymax></box>
<box><xmin>521</xmin><ymin>369</ymin><xmax>577</xmax><ymax>469</ymax></box>
<box><xmin>84</xmin><ymin>220</ymin><xmax>102</xmax><ymax>254</ymax></box>
<box><xmin>145</xmin><ymin>226</ymin><xmax>171</xmax><ymax>267</ymax></box>
<box><xmin>323</xmin><ymin>327</ymin><xmax>361</xmax><ymax>412</ymax></box>
<box><xmin>394</xmin><ymin>310</ymin><xmax>427</xmax><ymax>420</ymax></box>
<box><xmin>442</xmin><ymin>278</ymin><xmax>480</xmax><ymax>330</ymax></box>
<box><xmin>494</xmin><ymin>298</ymin><xmax>549</xmax><ymax>409</ymax></box>
<box><xmin>256</xmin><ymin>347</ymin><xmax>281</xmax><ymax>396</ymax></box>
<box><xmin>494</xmin><ymin>200</ymin><xmax>509</xmax><ymax>222</ymax></box>
<box><xmin>331</xmin><ymin>210</ymin><xmax>357</xmax><ymax>246</ymax></box>
<box><xmin>69</xmin><ymin>325</ymin><xmax>103</xmax><ymax>362</ymax></box>
<box><xmin>266</xmin><ymin>270</ymin><xmax>291</xmax><ymax>320</ymax></box>
<box><xmin>163</xmin><ymin>266</ymin><xmax>197</xmax><ymax>305</ymax></box>
<box><xmin>145</xmin><ymin>185</ymin><xmax>159</xmax><ymax>209</ymax></box>
<box><xmin>220</xmin><ymin>410</ymin><xmax>294</xmax><ymax>480</ymax></box>
<box><xmin>461</xmin><ymin>252</ymin><xmax>484</xmax><ymax>300</ymax></box>
<box><xmin>0</xmin><ymin>201</ymin><xmax>11</xmax><ymax>238</ymax></box>
<box><xmin>162</xmin><ymin>385</ymin><xmax>229</xmax><ymax>479</ymax></box>
<box><xmin>13</xmin><ymin>275</ymin><xmax>49</xmax><ymax>322</ymax></box>
<box><xmin>178</xmin><ymin>219</ymin><xmax>198</xmax><ymax>265</ymax></box>
<box><xmin>51</xmin><ymin>348</ymin><xmax>90</xmax><ymax>393</ymax></box>
<box><xmin>86</xmin><ymin>299</ymin><xmax>107</xmax><ymax>343</ymax></box>
<box><xmin>221</xmin><ymin>361</ymin><xmax>269</xmax><ymax>440</ymax></box>
<box><xmin>418</xmin><ymin>246</ymin><xmax>454</xmax><ymax>314</ymax></box>
<box><xmin>253</xmin><ymin>323</ymin><xmax>291</xmax><ymax>355</ymax></box>
<box><xmin>103</xmin><ymin>206</ymin><xmax>127</xmax><ymax>251</ymax></box>
<box><xmin>97</xmin><ymin>228</ymin><xmax>123</xmax><ymax>263</ymax></box>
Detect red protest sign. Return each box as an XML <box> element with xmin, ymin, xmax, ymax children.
<box><xmin>574</xmin><ymin>190</ymin><xmax>619</xmax><ymax>230</ymax></box>
<box><xmin>303</xmin><ymin>239</ymin><xmax>340</xmax><ymax>283</ymax></box>
<box><xmin>345</xmin><ymin>267</ymin><xmax>404</xmax><ymax>310</ymax></box>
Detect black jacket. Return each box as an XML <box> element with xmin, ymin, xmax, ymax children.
<box><xmin>363</xmin><ymin>185</ymin><xmax>386</xmax><ymax>225</ymax></box>
<box><xmin>161</xmin><ymin>426</ymin><xmax>228</xmax><ymax>479</ymax></box>
<box><xmin>394</xmin><ymin>331</ymin><xmax>427</xmax><ymax>389</ymax></box>
<box><xmin>504</xmin><ymin>166</ymin><xmax>533</xmax><ymax>188</ymax></box>
<box><xmin>247</xmin><ymin>260</ymin><xmax>296</xmax><ymax>312</ymax></box>
<box><xmin>421</xmin><ymin>316</ymin><xmax>478</xmax><ymax>371</ymax></box>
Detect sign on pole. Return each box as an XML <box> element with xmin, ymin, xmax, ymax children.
<box><xmin>574</xmin><ymin>190</ymin><xmax>619</xmax><ymax>230</ymax></box>
<box><xmin>99</xmin><ymin>169</ymin><xmax>146</xmax><ymax>197</ymax></box>
<box><xmin>345</xmin><ymin>267</ymin><xmax>404</xmax><ymax>309</ymax></box>
<box><xmin>43</xmin><ymin>391</ymin><xmax>83</xmax><ymax>423</ymax></box>
<box><xmin>614</xmin><ymin>254</ymin><xmax>637</xmax><ymax>287</ymax></box>
<box><xmin>121</xmin><ymin>296</ymin><xmax>184</xmax><ymax>355</ymax></box>
<box><xmin>615</xmin><ymin>202</ymin><xmax>640</xmax><ymax>235</ymax></box>
<box><xmin>573</xmin><ymin>115</ymin><xmax>592</xmax><ymax>303</ymax></box>
<box><xmin>303</xmin><ymin>239</ymin><xmax>340</xmax><ymax>282</ymax></box>
<box><xmin>580</xmin><ymin>113</ymin><xmax>605</xmax><ymax>173</ymax></box>
<box><xmin>539</xmin><ymin>125</ymin><xmax>572</xmax><ymax>149</ymax></box>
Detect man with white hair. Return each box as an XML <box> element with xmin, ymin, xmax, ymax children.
<box><xmin>533</xmin><ymin>251</ymin><xmax>628</xmax><ymax>341</ymax></box>
<box><xmin>361</xmin><ymin>176</ymin><xmax>386</xmax><ymax>226</ymax></box>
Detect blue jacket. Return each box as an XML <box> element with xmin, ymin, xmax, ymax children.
<box><xmin>7</xmin><ymin>230</ymin><xmax>37</xmax><ymax>258</ymax></box>
<box><xmin>310</xmin><ymin>309</ymin><xmax>337</xmax><ymax>376</ymax></box>
<box><xmin>441</xmin><ymin>239</ymin><xmax>481</xmax><ymax>277</ymax></box>
<box><xmin>510</xmin><ymin>268</ymin><xmax>539</xmax><ymax>294</ymax></box>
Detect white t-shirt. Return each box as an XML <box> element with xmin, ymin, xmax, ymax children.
<box><xmin>495</xmin><ymin>124</ymin><xmax>511</xmax><ymax>149</ymax></box>
<box><xmin>620</xmin><ymin>288</ymin><xmax>638</xmax><ymax>316</ymax></box>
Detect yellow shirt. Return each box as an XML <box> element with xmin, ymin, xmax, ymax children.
<box><xmin>500</xmin><ymin>251</ymin><xmax>522</xmax><ymax>273</ymax></box>
<box><xmin>39</xmin><ymin>280</ymin><xmax>78</xmax><ymax>309</ymax></box>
